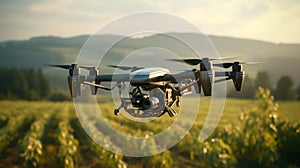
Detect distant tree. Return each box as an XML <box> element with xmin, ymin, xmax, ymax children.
<box><xmin>8</xmin><ymin>68</ymin><xmax>28</xmax><ymax>99</ymax></box>
<box><xmin>254</xmin><ymin>71</ymin><xmax>272</xmax><ymax>90</ymax></box>
<box><xmin>0</xmin><ymin>68</ymin><xmax>7</xmax><ymax>98</ymax></box>
<box><xmin>49</xmin><ymin>90</ymin><xmax>71</xmax><ymax>101</ymax></box>
<box><xmin>296</xmin><ymin>84</ymin><xmax>300</xmax><ymax>100</ymax></box>
<box><xmin>24</xmin><ymin>68</ymin><xmax>40</xmax><ymax>100</ymax></box>
<box><xmin>37</xmin><ymin>68</ymin><xmax>51</xmax><ymax>99</ymax></box>
<box><xmin>275</xmin><ymin>76</ymin><xmax>294</xmax><ymax>100</ymax></box>
<box><xmin>10</xmin><ymin>69</ymin><xmax>28</xmax><ymax>99</ymax></box>
<box><xmin>0</xmin><ymin>67</ymin><xmax>52</xmax><ymax>100</ymax></box>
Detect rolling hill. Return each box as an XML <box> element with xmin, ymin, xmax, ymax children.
<box><xmin>1</xmin><ymin>33</ymin><xmax>299</xmax><ymax>89</ymax></box>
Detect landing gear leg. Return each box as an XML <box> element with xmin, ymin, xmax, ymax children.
<box><xmin>114</xmin><ymin>98</ymin><xmax>131</xmax><ymax>115</ymax></box>
<box><xmin>176</xmin><ymin>97</ymin><xmax>180</xmax><ymax>107</ymax></box>
<box><xmin>114</xmin><ymin>109</ymin><xmax>120</xmax><ymax>115</ymax></box>
<box><xmin>114</xmin><ymin>98</ymin><xmax>126</xmax><ymax>115</ymax></box>
<box><xmin>114</xmin><ymin>98</ymin><xmax>124</xmax><ymax>115</ymax></box>
<box><xmin>164</xmin><ymin>106</ymin><xmax>177</xmax><ymax>117</ymax></box>
<box><xmin>114</xmin><ymin>82</ymin><xmax>125</xmax><ymax>116</ymax></box>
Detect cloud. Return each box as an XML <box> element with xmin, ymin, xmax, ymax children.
<box><xmin>233</xmin><ymin>0</ymin><xmax>300</xmax><ymax>43</ymax></box>
<box><xmin>0</xmin><ymin>0</ymin><xmax>299</xmax><ymax>43</ymax></box>
<box><xmin>169</xmin><ymin>0</ymin><xmax>299</xmax><ymax>43</ymax></box>
<box><xmin>28</xmin><ymin>0</ymin><xmax>72</xmax><ymax>12</ymax></box>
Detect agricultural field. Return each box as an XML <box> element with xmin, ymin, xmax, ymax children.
<box><xmin>0</xmin><ymin>89</ymin><xmax>299</xmax><ymax>168</ymax></box>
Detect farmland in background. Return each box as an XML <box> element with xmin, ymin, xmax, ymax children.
<box><xmin>0</xmin><ymin>88</ymin><xmax>299</xmax><ymax>168</ymax></box>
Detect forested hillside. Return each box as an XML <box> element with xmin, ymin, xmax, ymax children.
<box><xmin>0</xmin><ymin>68</ymin><xmax>50</xmax><ymax>100</ymax></box>
<box><xmin>0</xmin><ymin>68</ymin><xmax>70</xmax><ymax>101</ymax></box>
<box><xmin>1</xmin><ymin>34</ymin><xmax>300</xmax><ymax>90</ymax></box>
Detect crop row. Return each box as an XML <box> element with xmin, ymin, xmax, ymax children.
<box><xmin>0</xmin><ymin>109</ymin><xmax>34</xmax><ymax>155</ymax></box>
<box><xmin>76</xmin><ymin>107</ymin><xmax>127</xmax><ymax>168</ymax></box>
<box><xmin>1</xmin><ymin>88</ymin><xmax>298</xmax><ymax>168</ymax></box>
<box><xmin>17</xmin><ymin>107</ymin><xmax>57</xmax><ymax>167</ymax></box>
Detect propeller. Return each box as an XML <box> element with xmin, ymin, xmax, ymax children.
<box><xmin>45</xmin><ymin>64</ymin><xmax>72</xmax><ymax>69</ymax></box>
<box><xmin>213</xmin><ymin>62</ymin><xmax>263</xmax><ymax>68</ymax></box>
<box><xmin>107</xmin><ymin>65</ymin><xmax>144</xmax><ymax>71</ymax></box>
<box><xmin>78</xmin><ymin>65</ymin><xmax>97</xmax><ymax>70</ymax></box>
<box><xmin>168</xmin><ymin>58</ymin><xmax>202</xmax><ymax>65</ymax></box>
<box><xmin>168</xmin><ymin>57</ymin><xmax>236</xmax><ymax>65</ymax></box>
<box><xmin>46</xmin><ymin>64</ymin><xmax>96</xmax><ymax>70</ymax></box>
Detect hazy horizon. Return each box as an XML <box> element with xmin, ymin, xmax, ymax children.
<box><xmin>2</xmin><ymin>32</ymin><xmax>300</xmax><ymax>45</ymax></box>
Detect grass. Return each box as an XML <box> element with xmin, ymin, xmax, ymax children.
<box><xmin>1</xmin><ymin>98</ymin><xmax>298</xmax><ymax>126</ymax></box>
<box><xmin>0</xmin><ymin>98</ymin><xmax>299</xmax><ymax>167</ymax></box>
<box><xmin>90</xmin><ymin>97</ymin><xmax>300</xmax><ymax>138</ymax></box>
<box><xmin>276</xmin><ymin>100</ymin><xmax>300</xmax><ymax>123</ymax></box>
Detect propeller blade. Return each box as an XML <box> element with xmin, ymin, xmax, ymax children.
<box><xmin>209</xmin><ymin>56</ymin><xmax>237</xmax><ymax>61</ymax></box>
<box><xmin>78</xmin><ymin>65</ymin><xmax>96</xmax><ymax>70</ymax></box>
<box><xmin>213</xmin><ymin>63</ymin><xmax>234</xmax><ymax>68</ymax></box>
<box><xmin>107</xmin><ymin>65</ymin><xmax>131</xmax><ymax>70</ymax></box>
<box><xmin>107</xmin><ymin>65</ymin><xmax>143</xmax><ymax>71</ymax></box>
<box><xmin>167</xmin><ymin>59</ymin><xmax>202</xmax><ymax>65</ymax></box>
<box><xmin>46</xmin><ymin>64</ymin><xmax>97</xmax><ymax>70</ymax></box>
<box><xmin>45</xmin><ymin>64</ymin><xmax>71</xmax><ymax>69</ymax></box>
<box><xmin>214</xmin><ymin>62</ymin><xmax>263</xmax><ymax>68</ymax></box>
<box><xmin>168</xmin><ymin>57</ymin><xmax>236</xmax><ymax>66</ymax></box>
<box><xmin>240</xmin><ymin>61</ymin><xmax>264</xmax><ymax>65</ymax></box>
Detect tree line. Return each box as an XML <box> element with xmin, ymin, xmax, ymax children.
<box><xmin>0</xmin><ymin>67</ymin><xmax>69</xmax><ymax>101</ymax></box>
<box><xmin>0</xmin><ymin>68</ymin><xmax>299</xmax><ymax>101</ymax></box>
<box><xmin>228</xmin><ymin>71</ymin><xmax>300</xmax><ymax>100</ymax></box>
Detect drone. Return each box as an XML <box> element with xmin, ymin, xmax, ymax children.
<box><xmin>48</xmin><ymin>58</ymin><xmax>257</xmax><ymax>118</ymax></box>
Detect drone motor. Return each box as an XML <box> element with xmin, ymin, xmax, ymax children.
<box><xmin>231</xmin><ymin>62</ymin><xmax>244</xmax><ymax>91</ymax></box>
<box><xmin>199</xmin><ymin>58</ymin><xmax>215</xmax><ymax>96</ymax></box>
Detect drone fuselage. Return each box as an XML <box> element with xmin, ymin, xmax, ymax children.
<box><xmin>114</xmin><ymin>68</ymin><xmax>181</xmax><ymax>117</ymax></box>
<box><xmin>129</xmin><ymin>68</ymin><xmax>171</xmax><ymax>89</ymax></box>
<box><xmin>49</xmin><ymin>58</ymin><xmax>248</xmax><ymax>118</ymax></box>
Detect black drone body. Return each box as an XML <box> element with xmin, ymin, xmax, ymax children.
<box><xmin>48</xmin><ymin>58</ymin><xmax>256</xmax><ymax>118</ymax></box>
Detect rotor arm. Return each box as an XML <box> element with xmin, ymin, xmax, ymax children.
<box><xmin>214</xmin><ymin>71</ymin><xmax>231</xmax><ymax>77</ymax></box>
<box><xmin>82</xmin><ymin>81</ymin><xmax>114</xmax><ymax>91</ymax></box>
<box><xmin>152</xmin><ymin>70</ymin><xmax>197</xmax><ymax>83</ymax></box>
<box><xmin>214</xmin><ymin>71</ymin><xmax>245</xmax><ymax>91</ymax></box>
<box><xmin>95</xmin><ymin>74</ymin><xmax>130</xmax><ymax>82</ymax></box>
<box><xmin>179</xmin><ymin>79</ymin><xmax>199</xmax><ymax>93</ymax></box>
<box><xmin>214</xmin><ymin>78</ymin><xmax>231</xmax><ymax>84</ymax></box>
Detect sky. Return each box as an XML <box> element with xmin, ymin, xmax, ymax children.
<box><xmin>0</xmin><ymin>0</ymin><xmax>299</xmax><ymax>43</ymax></box>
